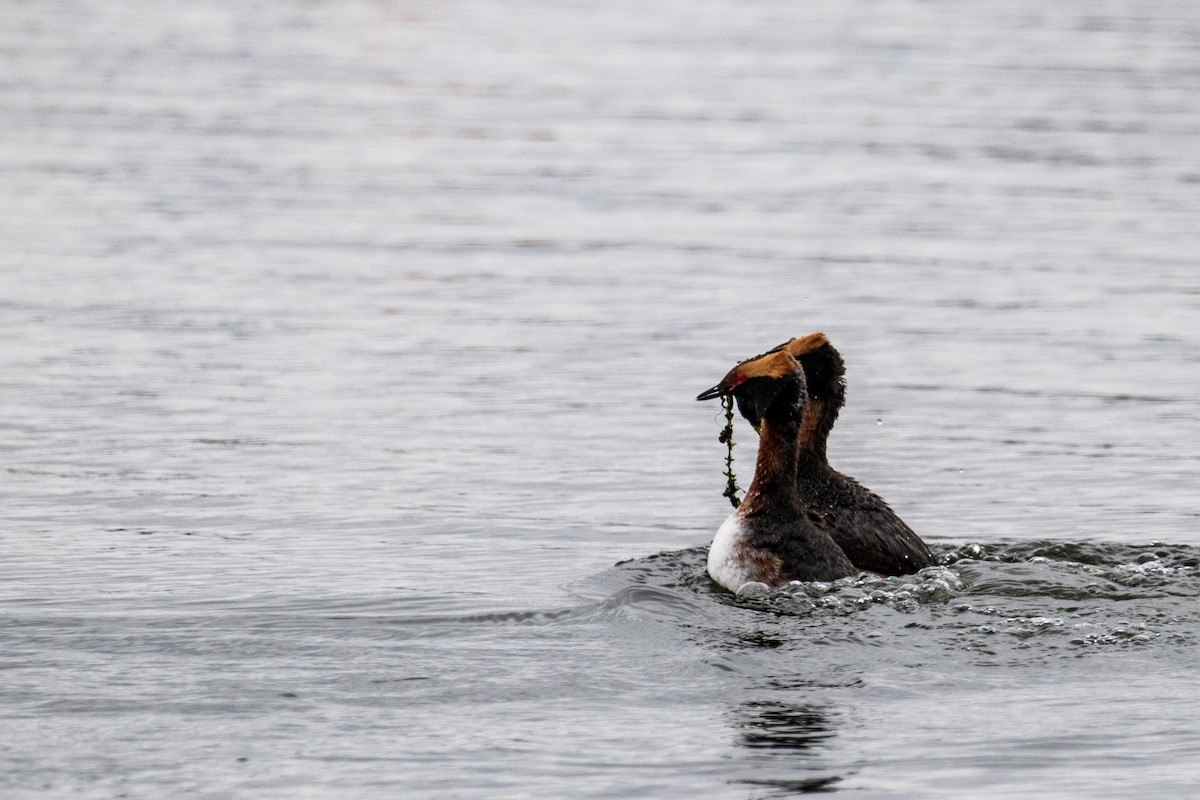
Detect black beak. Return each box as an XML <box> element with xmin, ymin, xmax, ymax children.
<box><xmin>696</xmin><ymin>384</ymin><xmax>724</xmax><ymax>402</ymax></box>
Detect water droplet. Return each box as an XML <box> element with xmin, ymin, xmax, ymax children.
<box><xmin>876</xmin><ymin>418</ymin><xmax>883</xmax><ymax>425</ymax></box>
<box><xmin>736</xmin><ymin>581</ymin><xmax>770</xmax><ymax>598</ymax></box>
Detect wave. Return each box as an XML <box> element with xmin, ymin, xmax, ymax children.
<box><xmin>572</xmin><ymin>540</ymin><xmax>1200</xmax><ymax>659</ymax></box>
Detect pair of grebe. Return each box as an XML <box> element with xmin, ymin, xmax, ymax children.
<box><xmin>697</xmin><ymin>333</ymin><xmax>933</xmax><ymax>593</ymax></box>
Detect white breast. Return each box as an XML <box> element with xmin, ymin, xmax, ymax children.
<box><xmin>707</xmin><ymin>514</ymin><xmax>759</xmax><ymax>593</ymax></box>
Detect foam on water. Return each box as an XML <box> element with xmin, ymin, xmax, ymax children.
<box><xmin>582</xmin><ymin>540</ymin><xmax>1200</xmax><ymax>662</ymax></box>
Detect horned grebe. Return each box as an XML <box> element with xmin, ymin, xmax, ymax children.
<box><xmin>718</xmin><ymin>333</ymin><xmax>934</xmax><ymax>576</ymax></box>
<box><xmin>697</xmin><ymin>350</ymin><xmax>858</xmax><ymax>593</ymax></box>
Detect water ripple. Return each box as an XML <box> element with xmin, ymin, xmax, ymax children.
<box><xmin>585</xmin><ymin>540</ymin><xmax>1200</xmax><ymax>661</ymax></box>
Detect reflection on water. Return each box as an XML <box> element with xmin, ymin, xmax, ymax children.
<box><xmin>734</xmin><ymin>700</ymin><xmax>844</xmax><ymax>796</ymax></box>
<box><xmin>719</xmin><ymin>627</ymin><xmax>846</xmax><ymax>794</ymax></box>
<box><xmin>737</xmin><ymin>701</ymin><xmax>835</xmax><ymax>753</ymax></box>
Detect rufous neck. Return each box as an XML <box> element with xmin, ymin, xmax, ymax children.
<box><xmin>743</xmin><ymin>404</ymin><xmax>803</xmax><ymax>514</ymax></box>
<box><xmin>798</xmin><ymin>397</ymin><xmax>841</xmax><ymax>465</ymax></box>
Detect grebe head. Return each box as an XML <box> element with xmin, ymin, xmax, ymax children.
<box><xmin>700</xmin><ymin>336</ymin><xmax>834</xmax><ymax>427</ymax></box>
<box><xmin>781</xmin><ymin>332</ymin><xmax>845</xmax><ymax>404</ymax></box>
<box><xmin>696</xmin><ymin>350</ymin><xmax>807</xmax><ymax>430</ymax></box>
<box><xmin>703</xmin><ymin>332</ymin><xmax>845</xmax><ymax>431</ymax></box>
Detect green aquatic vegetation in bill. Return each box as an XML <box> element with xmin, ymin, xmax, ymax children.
<box><xmin>720</xmin><ymin>394</ymin><xmax>742</xmax><ymax>509</ymax></box>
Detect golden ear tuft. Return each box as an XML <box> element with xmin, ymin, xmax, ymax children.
<box><xmin>783</xmin><ymin>332</ymin><xmax>831</xmax><ymax>357</ymax></box>
<box><xmin>737</xmin><ymin>350</ymin><xmax>799</xmax><ymax>381</ymax></box>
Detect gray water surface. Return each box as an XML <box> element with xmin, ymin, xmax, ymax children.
<box><xmin>2</xmin><ymin>1</ymin><xmax>1199</xmax><ymax>797</ymax></box>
